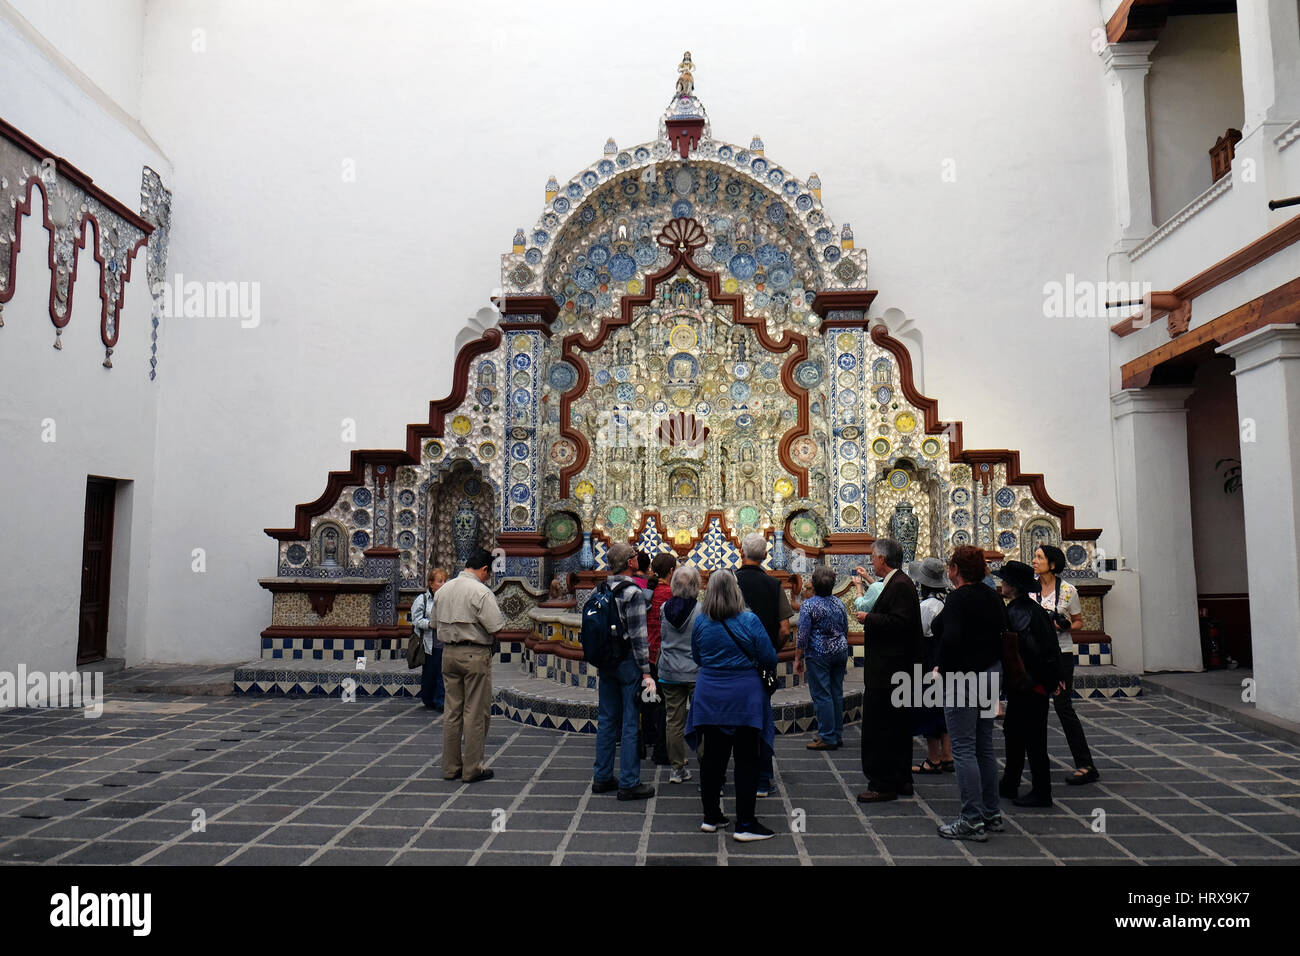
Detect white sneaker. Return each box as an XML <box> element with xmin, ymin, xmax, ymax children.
<box><xmin>733</xmin><ymin>821</ymin><xmax>775</xmax><ymax>842</ymax></box>
<box><xmin>669</xmin><ymin>767</ymin><xmax>692</xmax><ymax>784</ymax></box>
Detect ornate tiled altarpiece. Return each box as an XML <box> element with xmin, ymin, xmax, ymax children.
<box><xmin>261</xmin><ymin>57</ymin><xmax>1112</xmax><ymax>662</ymax></box>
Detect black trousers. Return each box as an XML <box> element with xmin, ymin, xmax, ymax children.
<box><xmin>1003</xmin><ymin>688</ymin><xmax>1051</xmax><ymax>799</ymax></box>
<box><xmin>699</xmin><ymin>726</ymin><xmax>759</xmax><ymax>825</ymax></box>
<box><xmin>1054</xmin><ymin>653</ymin><xmax>1094</xmax><ymax>769</ymax></box>
<box><xmin>861</xmin><ymin>687</ymin><xmax>913</xmax><ymax>794</ymax></box>
<box><xmin>639</xmin><ymin>663</ymin><xmax>668</xmax><ymax>763</ymax></box>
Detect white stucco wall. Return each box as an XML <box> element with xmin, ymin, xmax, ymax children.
<box><xmin>0</xmin><ymin>18</ymin><xmax>167</xmax><ymax>682</ymax></box>
<box><xmin>3</xmin><ymin>0</ymin><xmax>146</xmax><ymax>121</ymax></box>
<box><xmin>1147</xmin><ymin>15</ymin><xmax>1245</xmax><ymax>226</ymax></box>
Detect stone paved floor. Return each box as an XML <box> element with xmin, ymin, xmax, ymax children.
<box><xmin>1</xmin><ymin>691</ymin><xmax>1298</xmax><ymax>865</ymax></box>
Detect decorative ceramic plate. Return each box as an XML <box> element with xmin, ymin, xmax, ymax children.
<box><xmin>837</xmin><ymin>352</ymin><xmax>856</xmax><ymax>370</ymax></box>
<box><xmin>426</xmin><ymin>440</ymin><xmax>443</xmax><ymax>460</ymax></box>
<box><xmin>995</xmin><ymin>487</ymin><xmax>1016</xmax><ymax>508</ymax></box>
<box><xmin>670</xmin><ymin>325</ymin><xmax>702</xmax><ymax>351</ymax></box>
<box><xmin>998</xmin><ymin>532</ymin><xmax>1017</xmax><ymax>549</ymax></box>
<box><xmin>774</xmin><ymin>477</ymin><xmax>794</xmax><ymax>498</ymax></box>
<box><xmin>871</xmin><ymin>437</ymin><xmax>891</xmax><ymax>457</ymax></box>
<box><xmin>1067</xmin><ymin>544</ymin><xmax>1088</xmax><ymax>566</ymax></box>
<box><xmin>451</xmin><ymin>416</ymin><xmax>473</xmax><ymax>437</ymax></box>
<box><xmin>840</xmin><ymin>441</ymin><xmax>860</xmax><ymax>460</ymax></box>
<box><xmin>997</xmin><ymin>509</ymin><xmax>1016</xmax><ymax>527</ymax></box>
<box><xmin>888</xmin><ymin>469</ymin><xmax>910</xmax><ymax>490</ymax></box>
<box><xmin>952</xmin><ymin>530</ymin><xmax>971</xmax><ymax>547</ymax></box>
<box><xmin>836</xmin><ymin>332</ymin><xmax>856</xmax><ymax>352</ymax></box>
<box><xmin>895</xmin><ymin>412</ymin><xmax>916</xmax><ymax>433</ymax></box>
<box><xmin>738</xmin><ymin>505</ymin><xmax>759</xmax><ymax>525</ymax></box>
<box><xmin>607</xmin><ymin>506</ymin><xmax>628</xmax><ymax>526</ymax></box>
<box><xmin>790</xmin><ymin>516</ymin><xmax>820</xmax><ymax>546</ymax></box>
<box><xmin>921</xmin><ymin>437</ymin><xmax>942</xmax><ymax>457</ymax></box>
<box><xmin>951</xmin><ymin>488</ymin><xmax>971</xmax><ymax>506</ymax></box>
<box><xmin>550</xmin><ymin>441</ymin><xmax>576</xmax><ymax>465</ymax></box>
<box><xmin>511</xmin><ymin>463</ymin><xmax>529</xmax><ymax>481</ymax></box>
<box><xmin>574</xmin><ymin>480</ymin><xmax>595</xmax><ymax>500</ymax></box>
<box><xmin>841</xmin><ymin>505</ymin><xmax>861</xmax><ymax>525</ymax></box>
<box><xmin>791</xmin><ymin>436</ymin><xmax>819</xmax><ymax>466</ymax></box>
<box><xmin>875</xmin><ymin>386</ymin><xmax>892</xmax><ymax>405</ymax></box>
<box><xmin>840</xmin><ymin>462</ymin><xmax>859</xmax><ymax>481</ymax></box>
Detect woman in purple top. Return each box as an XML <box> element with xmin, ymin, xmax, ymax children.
<box><xmin>795</xmin><ymin>565</ymin><xmax>851</xmax><ymax>751</ymax></box>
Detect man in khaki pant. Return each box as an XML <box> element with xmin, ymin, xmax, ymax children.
<box><xmin>434</xmin><ymin>547</ymin><xmax>505</xmax><ymax>782</ymax></box>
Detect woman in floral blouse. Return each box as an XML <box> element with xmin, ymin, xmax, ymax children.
<box><xmin>1032</xmin><ymin>544</ymin><xmax>1098</xmax><ymax>785</ymax></box>
<box><xmin>795</xmin><ymin>565</ymin><xmax>851</xmax><ymax>751</ymax></box>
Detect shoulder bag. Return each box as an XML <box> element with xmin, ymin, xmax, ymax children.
<box><xmin>720</xmin><ymin>617</ymin><xmax>779</xmax><ymax>697</ymax></box>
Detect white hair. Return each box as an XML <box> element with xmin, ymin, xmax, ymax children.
<box><xmin>741</xmin><ymin>533</ymin><xmax>768</xmax><ymax>562</ymax></box>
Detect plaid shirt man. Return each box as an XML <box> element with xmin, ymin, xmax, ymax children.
<box><xmin>607</xmin><ymin>572</ymin><xmax>650</xmax><ymax>673</ymax></box>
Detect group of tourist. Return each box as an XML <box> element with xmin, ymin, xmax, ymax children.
<box><xmin>411</xmin><ymin>533</ymin><xmax>1099</xmax><ymax>845</ymax></box>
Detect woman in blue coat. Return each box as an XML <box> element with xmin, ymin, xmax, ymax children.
<box><xmin>686</xmin><ymin>569</ymin><xmax>778</xmax><ymax>842</ymax></box>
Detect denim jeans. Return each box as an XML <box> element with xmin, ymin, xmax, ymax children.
<box><xmin>419</xmin><ymin>642</ymin><xmax>444</xmax><ymax>709</ymax></box>
<box><xmin>594</xmin><ymin>656</ymin><xmax>643</xmax><ymax>789</ymax></box>
<box><xmin>805</xmin><ymin>650</ymin><xmax>848</xmax><ymax>746</ymax></box>
<box><xmin>944</xmin><ymin>663</ymin><xmax>1001</xmax><ymax>824</ymax></box>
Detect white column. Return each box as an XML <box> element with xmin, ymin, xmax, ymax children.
<box><xmin>1111</xmin><ymin>388</ymin><xmax>1202</xmax><ymax>672</ymax></box>
<box><xmin>1102</xmin><ymin>42</ymin><xmax>1159</xmax><ymax>242</ymax></box>
<box><xmin>1237</xmin><ymin>0</ymin><xmax>1300</xmax><ymax>135</ymax></box>
<box><xmin>1217</xmin><ymin>327</ymin><xmax>1300</xmax><ymax>723</ymax></box>
<box><xmin>1235</xmin><ymin>0</ymin><xmax>1300</xmax><ymax>231</ymax></box>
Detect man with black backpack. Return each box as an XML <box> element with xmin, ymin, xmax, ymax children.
<box><xmin>583</xmin><ymin>542</ymin><xmax>656</xmax><ymax>801</ymax></box>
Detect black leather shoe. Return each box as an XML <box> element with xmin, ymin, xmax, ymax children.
<box><xmin>617</xmin><ymin>783</ymin><xmax>655</xmax><ymax>801</ymax></box>
<box><xmin>591</xmin><ymin>778</ymin><xmax>618</xmax><ymax>794</ymax></box>
<box><xmin>1012</xmin><ymin>793</ymin><xmax>1052</xmax><ymax>808</ymax></box>
<box><xmin>897</xmin><ymin>781</ymin><xmax>914</xmax><ymax>796</ymax></box>
<box><xmin>463</xmin><ymin>769</ymin><xmax>495</xmax><ymax>784</ymax></box>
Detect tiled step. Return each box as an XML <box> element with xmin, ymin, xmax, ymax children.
<box><xmin>231</xmin><ymin>658</ymin><xmax>1142</xmax><ymax>733</ymax></box>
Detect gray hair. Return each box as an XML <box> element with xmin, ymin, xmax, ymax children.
<box><xmin>741</xmin><ymin>533</ymin><xmax>768</xmax><ymax>562</ymax></box>
<box><xmin>700</xmin><ymin>569</ymin><xmax>745</xmax><ymax>620</ymax></box>
<box><xmin>811</xmin><ymin>564</ymin><xmax>836</xmax><ymax>597</ymax></box>
<box><xmin>607</xmin><ymin>541</ymin><xmax>635</xmax><ymax>573</ymax></box>
<box><xmin>873</xmin><ymin>537</ymin><xmax>903</xmax><ymax>570</ymax></box>
<box><xmin>670</xmin><ymin>563</ymin><xmax>701</xmax><ymax>599</ymax></box>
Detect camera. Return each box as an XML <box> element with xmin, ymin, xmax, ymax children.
<box><xmin>1049</xmin><ymin>610</ymin><xmax>1072</xmax><ymax>631</ymax></box>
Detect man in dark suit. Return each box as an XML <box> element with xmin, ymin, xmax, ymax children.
<box><xmin>855</xmin><ymin>538</ymin><xmax>924</xmax><ymax>803</ymax></box>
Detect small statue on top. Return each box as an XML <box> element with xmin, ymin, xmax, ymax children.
<box><xmin>676</xmin><ymin>51</ymin><xmax>694</xmax><ymax>97</ymax></box>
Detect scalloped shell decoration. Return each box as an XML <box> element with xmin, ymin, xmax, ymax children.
<box><xmin>657</xmin><ymin>217</ymin><xmax>708</xmax><ymax>253</ymax></box>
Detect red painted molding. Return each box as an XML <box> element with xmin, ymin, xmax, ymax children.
<box><xmin>812</xmin><ymin>290</ymin><xmax>879</xmax><ymax>324</ymax></box>
<box><xmin>0</xmin><ymin>117</ymin><xmax>153</xmax><ymax>231</ymax></box>
<box><xmin>0</xmin><ymin>168</ymin><xmax>150</xmax><ymax>354</ymax></box>
<box><xmin>265</xmin><ymin>326</ymin><xmax>503</xmax><ymax>540</ymax></box>
<box><xmin>260</xmin><ymin>626</ymin><xmax>410</xmax><ymax>639</ymax></box>
<box><xmin>493</xmin><ymin>295</ymin><xmax>560</xmax><ymax>337</ymax></box>
<box><xmin>869</xmin><ymin>323</ymin><xmax>1102</xmax><ymax>540</ymax></box>
<box><xmin>258</xmin><ymin>579</ymin><xmax>387</xmax><ymax>594</ymax></box>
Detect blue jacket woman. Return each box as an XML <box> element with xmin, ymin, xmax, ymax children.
<box><xmin>685</xmin><ymin>570</ymin><xmax>778</xmax><ymax>842</ymax></box>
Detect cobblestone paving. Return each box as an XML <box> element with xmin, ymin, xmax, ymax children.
<box><xmin>1</xmin><ymin>692</ymin><xmax>1297</xmax><ymax>865</ymax></box>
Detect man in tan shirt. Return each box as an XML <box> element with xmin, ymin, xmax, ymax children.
<box><xmin>434</xmin><ymin>547</ymin><xmax>505</xmax><ymax>782</ymax></box>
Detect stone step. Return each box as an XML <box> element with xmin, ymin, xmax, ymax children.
<box><xmin>232</xmin><ymin>659</ymin><xmax>1143</xmax><ymax>733</ymax></box>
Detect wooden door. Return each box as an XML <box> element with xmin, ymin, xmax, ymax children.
<box><xmin>77</xmin><ymin>476</ymin><xmax>116</xmax><ymax>664</ymax></box>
